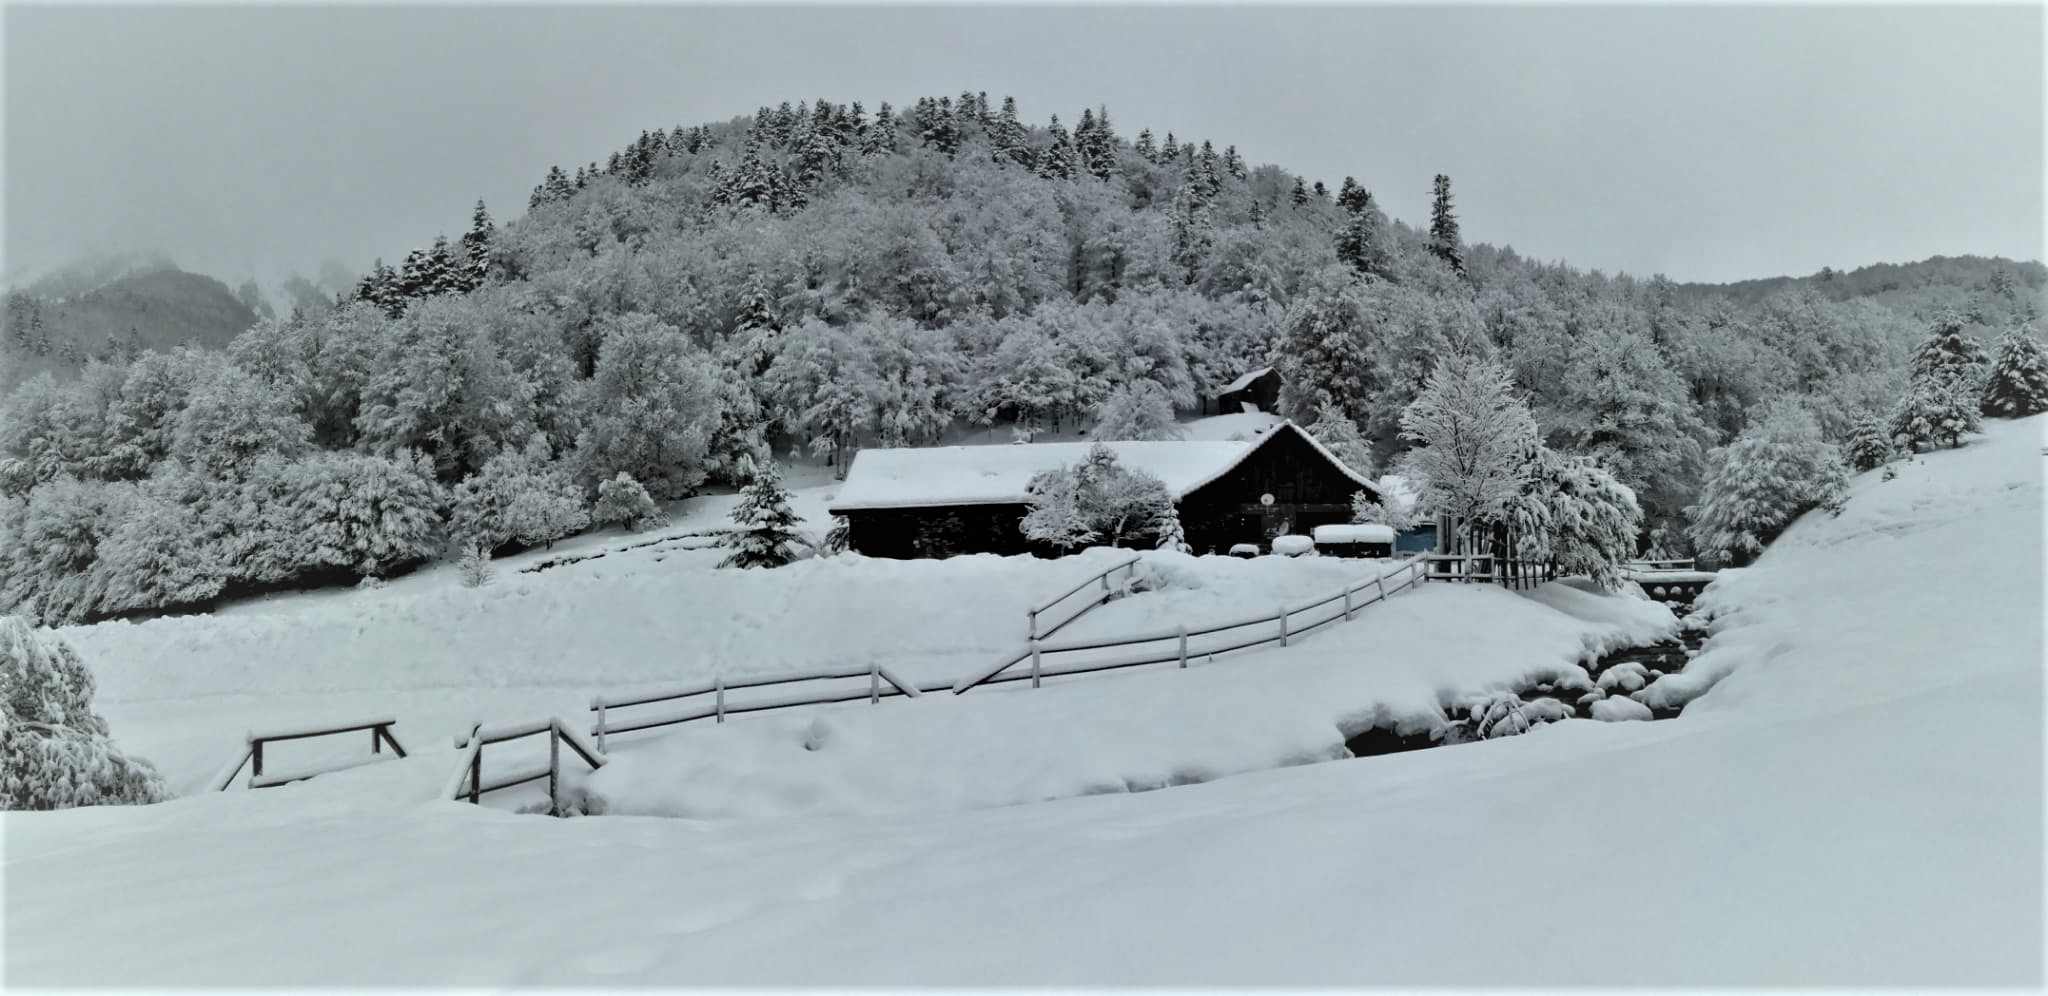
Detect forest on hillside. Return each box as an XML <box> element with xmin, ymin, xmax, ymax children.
<box><xmin>2</xmin><ymin>92</ymin><xmax>2042</xmax><ymax>625</ymax></box>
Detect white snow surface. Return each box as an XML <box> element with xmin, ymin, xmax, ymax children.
<box><xmin>6</xmin><ymin>418</ymin><xmax>2042</xmax><ymax>986</ymax></box>
<box><xmin>1218</xmin><ymin>364</ymin><xmax>1274</xmax><ymax>394</ymax></box>
<box><xmin>1269</xmin><ymin>533</ymin><xmax>1315</xmax><ymax>556</ymax></box>
<box><xmin>1314</xmin><ymin>522</ymin><xmax>1395</xmax><ymax>544</ymax></box>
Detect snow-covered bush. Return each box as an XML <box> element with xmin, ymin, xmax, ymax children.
<box><xmin>573</xmin><ymin>313</ymin><xmax>719</xmax><ymax>500</ymax></box>
<box><xmin>592</xmin><ymin>472</ymin><xmax>668</xmax><ymax>533</ymax></box>
<box><xmin>1090</xmin><ymin>380</ymin><xmax>1185</xmax><ymax>441</ymax></box>
<box><xmin>1021</xmin><ymin>444</ymin><xmax>1173</xmax><ymax>551</ymax></box>
<box><xmin>720</xmin><ymin>460</ymin><xmax>802</xmax><ymax>568</ymax></box>
<box><xmin>0</xmin><ymin>616</ymin><xmax>168</xmax><ymax>810</ymax></box>
<box><xmin>1686</xmin><ymin>404</ymin><xmax>1848</xmax><ymax>567</ymax></box>
<box><xmin>1503</xmin><ymin>448</ymin><xmax>1643</xmax><ymax>591</ymax></box>
<box><xmin>1981</xmin><ymin>324</ymin><xmax>2048</xmax><ymax>418</ymax></box>
<box><xmin>270</xmin><ymin>450</ymin><xmax>446</xmax><ymax>579</ymax></box>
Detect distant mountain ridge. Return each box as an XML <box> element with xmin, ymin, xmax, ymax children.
<box><xmin>2</xmin><ymin>256</ymin><xmax>257</xmax><ymax>389</ymax></box>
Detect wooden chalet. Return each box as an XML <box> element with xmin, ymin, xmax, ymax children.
<box><xmin>828</xmin><ymin>422</ymin><xmax>1383</xmax><ymax>559</ymax></box>
<box><xmin>1204</xmin><ymin>366</ymin><xmax>1282</xmax><ymax>416</ymax></box>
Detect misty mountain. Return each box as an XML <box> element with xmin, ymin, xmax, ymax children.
<box><xmin>3</xmin><ymin>264</ymin><xmax>258</xmax><ymax>389</ymax></box>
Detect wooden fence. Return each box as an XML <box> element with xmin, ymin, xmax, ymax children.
<box><xmin>588</xmin><ymin>661</ymin><xmax>926</xmax><ymax>748</ymax></box>
<box><xmin>1028</xmin><ymin>554</ymin><xmax>1142</xmax><ymax>640</ymax></box>
<box><xmin>1418</xmin><ymin>552</ymin><xmax>1558</xmax><ymax>590</ymax></box>
<box><xmin>953</xmin><ymin>553</ymin><xmax>1434</xmax><ymax>694</ymax></box>
<box><xmin>447</xmin><ymin>717</ymin><xmax>607</xmax><ymax>816</ymax></box>
<box><xmin>211</xmin><ymin>716</ymin><xmax>407</xmax><ymax>791</ymax></box>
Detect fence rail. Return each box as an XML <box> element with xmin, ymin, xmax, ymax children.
<box><xmin>449</xmin><ymin>716</ymin><xmax>607</xmax><ymax>815</ymax></box>
<box><xmin>1029</xmin><ymin>554</ymin><xmax>1143</xmax><ymax>640</ymax></box>
<box><xmin>211</xmin><ymin>716</ymin><xmax>407</xmax><ymax>792</ymax></box>
<box><xmin>1417</xmin><ymin>552</ymin><xmax>1558</xmax><ymax>589</ymax></box>
<box><xmin>589</xmin><ymin>661</ymin><xmax>924</xmax><ymax>747</ymax></box>
<box><xmin>954</xmin><ymin>553</ymin><xmax>1434</xmax><ymax>694</ymax></box>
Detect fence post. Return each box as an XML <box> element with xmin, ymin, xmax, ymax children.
<box><xmin>371</xmin><ymin>726</ymin><xmax>382</xmax><ymax>755</ymax></box>
<box><xmin>1178</xmin><ymin>624</ymin><xmax>1189</xmax><ymax>668</ymax></box>
<box><xmin>1344</xmin><ymin>585</ymin><xmax>1354</xmax><ymax>620</ymax></box>
<box><xmin>869</xmin><ymin>662</ymin><xmax>880</xmax><ymax>704</ymax></box>
<box><xmin>1377</xmin><ymin>572</ymin><xmax>1388</xmax><ymax>599</ymax></box>
<box><xmin>252</xmin><ymin>738</ymin><xmax>264</xmax><ymax>779</ymax></box>
<box><xmin>715</xmin><ymin>676</ymin><xmax>726</xmax><ymax>723</ymax></box>
<box><xmin>469</xmin><ymin>747</ymin><xmax>481</xmax><ymax>805</ymax></box>
<box><xmin>1279</xmin><ymin>606</ymin><xmax>1289</xmax><ymax>647</ymax></box>
<box><xmin>596</xmin><ymin>702</ymin><xmax>607</xmax><ymax>754</ymax></box>
<box><xmin>1030</xmin><ymin>639</ymin><xmax>1043</xmax><ymax>689</ymax></box>
<box><xmin>548</xmin><ymin>722</ymin><xmax>562</xmax><ymax>818</ymax></box>
<box><xmin>1028</xmin><ymin>608</ymin><xmax>1038</xmax><ymax>641</ymax></box>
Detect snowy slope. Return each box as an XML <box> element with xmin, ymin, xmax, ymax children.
<box><xmin>6</xmin><ymin>417</ymin><xmax>2041</xmax><ymax>986</ymax></box>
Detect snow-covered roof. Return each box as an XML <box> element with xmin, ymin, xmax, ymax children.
<box><xmin>1313</xmin><ymin>524</ymin><xmax>1395</xmax><ymax>544</ymax></box>
<box><xmin>830</xmin><ymin>439</ymin><xmax>1252</xmax><ymax>511</ymax></box>
<box><xmin>831</xmin><ymin>422</ymin><xmax>1381</xmax><ymax>513</ymax></box>
<box><xmin>1218</xmin><ymin>366</ymin><xmax>1275</xmax><ymax>395</ymax></box>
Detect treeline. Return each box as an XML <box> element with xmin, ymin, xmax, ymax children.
<box><xmin>1</xmin><ymin>91</ymin><xmax>2038</xmax><ymax>624</ymax></box>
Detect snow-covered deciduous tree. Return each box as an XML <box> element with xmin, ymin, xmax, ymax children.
<box><xmin>1090</xmin><ymin>380</ymin><xmax>1185</xmax><ymax>441</ymax></box>
<box><xmin>1154</xmin><ymin>505</ymin><xmax>1192</xmax><ymax>554</ymax></box>
<box><xmin>1275</xmin><ymin>274</ymin><xmax>1378</xmax><ymax>421</ymax></box>
<box><xmin>1502</xmin><ymin>447</ymin><xmax>1643</xmax><ymax>591</ymax></box>
<box><xmin>0</xmin><ymin>476</ymin><xmax>136</xmax><ymax>625</ymax></box>
<box><xmin>170</xmin><ymin>362</ymin><xmax>312</xmax><ymax>482</ymax></box>
<box><xmin>92</xmin><ymin>476</ymin><xmax>227</xmax><ymax>615</ymax></box>
<box><xmin>1350</xmin><ymin>490</ymin><xmax>1414</xmax><ymax>532</ymax></box>
<box><xmin>1305</xmin><ymin>404</ymin><xmax>1376</xmax><ymax>479</ymax></box>
<box><xmin>457</xmin><ymin>545</ymin><xmax>494</xmax><ymax>588</ymax></box>
<box><xmin>272</xmin><ymin>451</ymin><xmax>446</xmax><ymax>580</ymax></box>
<box><xmin>1399</xmin><ymin>353</ymin><xmax>1539</xmax><ymax>528</ymax></box>
<box><xmin>453</xmin><ymin>435</ymin><xmax>589</xmax><ymax>552</ymax></box>
<box><xmin>573</xmin><ymin>313</ymin><xmax>719</xmax><ymax>499</ymax></box>
<box><xmin>0</xmin><ymin>616</ymin><xmax>169</xmax><ymax>810</ymax></box>
<box><xmin>1022</xmin><ymin>444</ymin><xmax>1173</xmax><ymax>552</ymax></box>
<box><xmin>1686</xmin><ymin>403</ymin><xmax>1848</xmax><ymax>566</ymax></box>
<box><xmin>1980</xmin><ymin>324</ymin><xmax>2048</xmax><ymax>418</ymax></box>
<box><xmin>592</xmin><ymin>472</ymin><xmax>667</xmax><ymax>532</ymax></box>
<box><xmin>720</xmin><ymin>460</ymin><xmax>802</xmax><ymax>568</ymax></box>
<box><xmin>1844</xmin><ymin>413</ymin><xmax>1894</xmax><ymax>471</ymax></box>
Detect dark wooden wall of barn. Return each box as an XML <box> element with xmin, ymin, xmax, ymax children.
<box><xmin>1176</xmin><ymin>428</ymin><xmax>1378</xmax><ymax>555</ymax></box>
<box><xmin>842</xmin><ymin>504</ymin><xmax>1036</xmax><ymax>559</ymax></box>
<box><xmin>1213</xmin><ymin>369</ymin><xmax>1283</xmax><ymax>416</ymax></box>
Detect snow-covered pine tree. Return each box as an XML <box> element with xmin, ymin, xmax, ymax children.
<box><xmin>720</xmin><ymin>459</ymin><xmax>802</xmax><ymax>568</ymax></box>
<box><xmin>1154</xmin><ymin>505</ymin><xmax>1193</xmax><ymax>554</ymax></box>
<box><xmin>1888</xmin><ymin>375</ymin><xmax>1980</xmax><ymax>453</ymax></box>
<box><xmin>0</xmin><ymin>616</ymin><xmax>169</xmax><ymax>810</ymax></box>
<box><xmin>460</xmin><ymin>200</ymin><xmax>494</xmax><ymax>289</ymax></box>
<box><xmin>1036</xmin><ymin>115</ymin><xmax>1079</xmax><ymax>181</ymax></box>
<box><xmin>1305</xmin><ymin>404</ymin><xmax>1376</xmax><ymax>479</ymax></box>
<box><xmin>1290</xmin><ymin>177</ymin><xmax>1309</xmax><ymax>206</ymax></box>
<box><xmin>1908</xmin><ymin>312</ymin><xmax>1990</xmax><ymax>391</ymax></box>
<box><xmin>593</xmin><ymin>472</ymin><xmax>667</xmax><ymax>532</ymax></box>
<box><xmin>1428</xmin><ymin>173</ymin><xmax>1464</xmax><ymax>275</ymax></box>
<box><xmin>821</xmin><ymin>514</ymin><xmax>851</xmax><ymax>556</ymax></box>
<box><xmin>1844</xmin><ymin>412</ymin><xmax>1894</xmax><ymax>471</ymax></box>
<box><xmin>1276</xmin><ymin>276</ymin><xmax>1378</xmax><ymax>420</ymax></box>
<box><xmin>1686</xmin><ymin>403</ymin><xmax>1848</xmax><ymax>566</ymax></box>
<box><xmin>1981</xmin><ymin>324</ymin><xmax>2048</xmax><ymax>417</ymax></box>
<box><xmin>1090</xmin><ymin>380</ymin><xmax>1185</xmax><ymax>441</ymax></box>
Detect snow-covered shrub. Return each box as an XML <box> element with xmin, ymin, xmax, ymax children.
<box><xmin>1503</xmin><ymin>448</ymin><xmax>1643</xmax><ymax>591</ymax></box>
<box><xmin>0</xmin><ymin>616</ymin><xmax>168</xmax><ymax>810</ymax></box>
<box><xmin>457</xmin><ymin>544</ymin><xmax>495</xmax><ymax>588</ymax></box>
<box><xmin>1154</xmin><ymin>506</ymin><xmax>1193</xmax><ymax>553</ymax></box>
<box><xmin>1686</xmin><ymin>404</ymin><xmax>1848</xmax><ymax>566</ymax></box>
<box><xmin>592</xmin><ymin>472</ymin><xmax>667</xmax><ymax>533</ymax></box>
<box><xmin>1090</xmin><ymin>380</ymin><xmax>1185</xmax><ymax>441</ymax></box>
<box><xmin>720</xmin><ymin>460</ymin><xmax>802</xmax><ymax>569</ymax></box>
<box><xmin>821</xmin><ymin>514</ymin><xmax>851</xmax><ymax>556</ymax></box>
<box><xmin>1981</xmin><ymin>324</ymin><xmax>2048</xmax><ymax>418</ymax></box>
<box><xmin>0</xmin><ymin>476</ymin><xmax>136</xmax><ymax>625</ymax></box>
<box><xmin>1473</xmin><ymin>693</ymin><xmax>1532</xmax><ymax>739</ymax></box>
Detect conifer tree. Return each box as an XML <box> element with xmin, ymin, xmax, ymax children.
<box><xmin>1291</xmin><ymin>177</ymin><xmax>1310</xmax><ymax>206</ymax></box>
<box><xmin>1312</xmin><ymin>180</ymin><xmax>1328</xmax><ymax>199</ymax></box>
<box><xmin>1845</xmin><ymin>413</ymin><xmax>1894</xmax><ymax>471</ymax></box>
<box><xmin>1222</xmin><ymin>144</ymin><xmax>1247</xmax><ymax>180</ymax></box>
<box><xmin>460</xmin><ymin>200</ymin><xmax>494</xmax><ymax>289</ymax></box>
<box><xmin>1306</xmin><ymin>403</ymin><xmax>1376</xmax><ymax>478</ymax></box>
<box><xmin>1134</xmin><ymin>129</ymin><xmax>1157</xmax><ymax>162</ymax></box>
<box><xmin>1982</xmin><ymin>324</ymin><xmax>2048</xmax><ymax>417</ymax></box>
<box><xmin>1078</xmin><ymin>106</ymin><xmax>1118</xmax><ymax>180</ymax></box>
<box><xmin>1154</xmin><ymin>505</ymin><xmax>1193</xmax><ymax>554</ymax></box>
<box><xmin>1160</xmin><ymin>132</ymin><xmax>1180</xmax><ymax>162</ymax></box>
<box><xmin>1429</xmin><ymin>173</ymin><xmax>1465</xmax><ymax>274</ymax></box>
<box><xmin>1891</xmin><ymin>312</ymin><xmax>1987</xmax><ymax>451</ymax></box>
<box><xmin>719</xmin><ymin>459</ymin><xmax>802</xmax><ymax>568</ymax></box>
<box><xmin>992</xmin><ymin>96</ymin><xmax>1031</xmax><ymax>166</ymax></box>
<box><xmin>868</xmin><ymin>102</ymin><xmax>899</xmax><ymax>154</ymax></box>
<box><xmin>1036</xmin><ymin>115</ymin><xmax>1079</xmax><ymax>181</ymax></box>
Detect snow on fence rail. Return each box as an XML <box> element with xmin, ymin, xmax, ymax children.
<box><xmin>952</xmin><ymin>553</ymin><xmax>1436</xmax><ymax>694</ymax></box>
<box><xmin>587</xmin><ymin>661</ymin><xmax>926</xmax><ymax>747</ymax></box>
<box><xmin>210</xmin><ymin>716</ymin><xmax>407</xmax><ymax>792</ymax></box>
<box><xmin>447</xmin><ymin>716</ymin><xmax>606</xmax><ymax>815</ymax></box>
<box><xmin>1419</xmin><ymin>552</ymin><xmax>1558</xmax><ymax>589</ymax></box>
<box><xmin>1028</xmin><ymin>554</ymin><xmax>1143</xmax><ymax>640</ymax></box>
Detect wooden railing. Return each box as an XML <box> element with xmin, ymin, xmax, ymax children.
<box><xmin>1419</xmin><ymin>552</ymin><xmax>1558</xmax><ymax>590</ymax></box>
<box><xmin>1029</xmin><ymin>553</ymin><xmax>1143</xmax><ymax>640</ymax></box>
<box><xmin>1624</xmin><ymin>558</ymin><xmax>1698</xmax><ymax>573</ymax></box>
<box><xmin>588</xmin><ymin>661</ymin><xmax>926</xmax><ymax>748</ymax></box>
<box><xmin>211</xmin><ymin>716</ymin><xmax>407</xmax><ymax>791</ymax></box>
<box><xmin>447</xmin><ymin>717</ymin><xmax>607</xmax><ymax>815</ymax></box>
<box><xmin>953</xmin><ymin>553</ymin><xmax>1434</xmax><ymax>694</ymax></box>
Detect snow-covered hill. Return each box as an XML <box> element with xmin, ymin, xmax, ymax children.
<box><xmin>5</xmin><ymin>416</ymin><xmax>2040</xmax><ymax>986</ymax></box>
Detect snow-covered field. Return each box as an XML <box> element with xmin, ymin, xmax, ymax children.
<box><xmin>5</xmin><ymin>417</ymin><xmax>2041</xmax><ymax>986</ymax></box>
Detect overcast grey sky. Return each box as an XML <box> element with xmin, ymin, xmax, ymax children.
<box><xmin>5</xmin><ymin>4</ymin><xmax>2042</xmax><ymax>290</ymax></box>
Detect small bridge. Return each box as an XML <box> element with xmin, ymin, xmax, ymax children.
<box><xmin>1623</xmin><ymin>559</ymin><xmax>1717</xmax><ymax>607</ymax></box>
